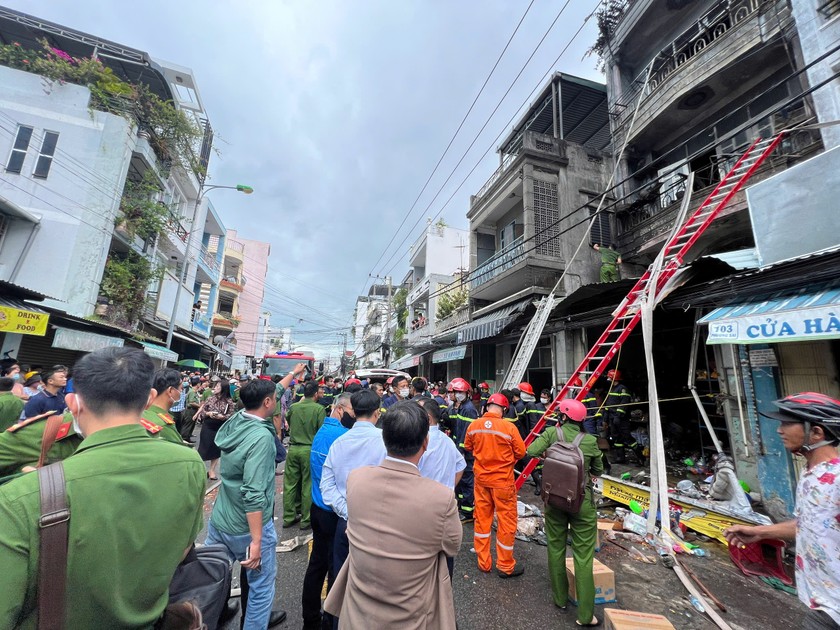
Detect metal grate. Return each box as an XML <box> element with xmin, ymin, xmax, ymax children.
<box><xmin>533</xmin><ymin>179</ymin><xmax>560</xmax><ymax>257</ymax></box>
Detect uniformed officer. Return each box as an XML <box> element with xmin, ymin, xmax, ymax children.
<box><xmin>0</xmin><ymin>411</ymin><xmax>81</xmax><ymax>479</ymax></box>
<box><xmin>604</xmin><ymin>369</ymin><xmax>634</xmax><ymax>464</ymax></box>
<box><xmin>478</xmin><ymin>382</ymin><xmax>490</xmax><ymax>415</ymax></box>
<box><xmin>142</xmin><ymin>368</ymin><xmax>190</xmax><ymax>445</ymax></box>
<box><xmin>283</xmin><ymin>380</ymin><xmax>326</xmax><ymax>529</ymax></box>
<box><xmin>448</xmin><ymin>377</ymin><xmax>478</xmax><ymax>522</ymax></box>
<box><xmin>0</xmin><ymin>376</ymin><xmax>24</xmax><ymax>432</ymax></box>
<box><xmin>0</xmin><ymin>347</ymin><xmax>206</xmax><ymax>629</ymax></box>
<box><xmin>180</xmin><ymin>377</ymin><xmax>202</xmax><ymax>442</ymax></box>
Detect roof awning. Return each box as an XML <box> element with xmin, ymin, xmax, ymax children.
<box><xmin>0</xmin><ymin>298</ymin><xmax>49</xmax><ymax>336</ymax></box>
<box><xmin>432</xmin><ymin>345</ymin><xmax>467</xmax><ymax>364</ymax></box>
<box><xmin>456</xmin><ymin>300</ymin><xmax>529</xmax><ymax>344</ymax></box>
<box><xmin>390</xmin><ymin>352</ymin><xmax>426</xmax><ymax>371</ymax></box>
<box><xmin>137</xmin><ymin>340</ymin><xmax>179</xmax><ymax>362</ymax></box>
<box><xmin>699</xmin><ymin>282</ymin><xmax>840</xmax><ymax>344</ymax></box>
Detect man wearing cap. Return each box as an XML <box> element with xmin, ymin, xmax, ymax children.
<box><xmin>725</xmin><ymin>393</ymin><xmax>840</xmax><ymax>629</ymax></box>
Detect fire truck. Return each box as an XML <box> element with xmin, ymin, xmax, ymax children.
<box><xmin>258</xmin><ymin>351</ymin><xmax>317</xmax><ymax>380</ymax></box>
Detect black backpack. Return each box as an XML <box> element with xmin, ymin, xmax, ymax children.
<box><xmin>541</xmin><ymin>430</ymin><xmax>586</xmax><ymax>513</ymax></box>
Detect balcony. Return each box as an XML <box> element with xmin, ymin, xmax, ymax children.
<box><xmin>225</xmin><ymin>240</ymin><xmax>245</xmax><ymax>264</ymax></box>
<box><xmin>219</xmin><ymin>278</ymin><xmax>244</xmax><ymax>296</ymax></box>
<box><xmin>407</xmin><ymin>275</ymin><xmax>432</xmax><ymax>305</ymax></box>
<box><xmin>469</xmin><ymin>235</ymin><xmax>564</xmax><ymax>302</ymax></box>
<box><xmin>610</xmin><ymin>0</ymin><xmax>790</xmax><ymax>151</ymax></box>
<box><xmin>195</xmin><ymin>245</ymin><xmax>221</xmax><ymax>284</ymax></box>
<box><xmin>212</xmin><ymin>312</ymin><xmax>240</xmax><ymax>331</ymax></box>
<box><xmin>406</xmin><ymin>319</ymin><xmax>433</xmax><ymax>347</ymax></box>
<box><xmin>435</xmin><ymin>306</ymin><xmax>469</xmax><ymax>336</ymax></box>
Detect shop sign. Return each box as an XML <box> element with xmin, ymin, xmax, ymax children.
<box><xmin>748</xmin><ymin>349</ymin><xmax>778</xmax><ymax>368</ymax></box>
<box><xmin>432</xmin><ymin>345</ymin><xmax>467</xmax><ymax>364</ymax></box>
<box><xmin>706</xmin><ymin>305</ymin><xmax>840</xmax><ymax>345</ymax></box>
<box><xmin>53</xmin><ymin>327</ymin><xmax>124</xmax><ymax>352</ymax></box>
<box><xmin>0</xmin><ymin>305</ymin><xmax>49</xmax><ymax>336</ymax></box>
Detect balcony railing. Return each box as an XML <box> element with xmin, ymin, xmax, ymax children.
<box><xmin>220</xmin><ymin>279</ymin><xmax>244</xmax><ymax>293</ymax></box>
<box><xmin>610</xmin><ymin>0</ymin><xmax>769</xmax><ymax>137</ymax></box>
<box><xmin>436</xmin><ymin>306</ymin><xmax>469</xmax><ymax>333</ymax></box>
<box><xmin>818</xmin><ymin>0</ymin><xmax>840</xmax><ymax>20</ymax></box>
<box><xmin>199</xmin><ymin>246</ymin><xmax>220</xmax><ymax>273</ymax></box>
<box><xmin>469</xmin><ymin>235</ymin><xmax>527</xmax><ymax>290</ymax></box>
<box><xmin>226</xmin><ymin>240</ymin><xmax>245</xmax><ymax>254</ymax></box>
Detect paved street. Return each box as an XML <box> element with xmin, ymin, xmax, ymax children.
<box><xmin>202</xmin><ymin>463</ymin><xmax>808</xmax><ymax>630</ymax></box>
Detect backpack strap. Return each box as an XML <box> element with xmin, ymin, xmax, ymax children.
<box><xmin>37</xmin><ymin>413</ymin><xmax>65</xmax><ymax>469</ymax></box>
<box><xmin>37</xmin><ymin>462</ymin><xmax>70</xmax><ymax>630</ymax></box>
<box><xmin>571</xmin><ymin>432</ymin><xmax>585</xmax><ymax>448</ymax></box>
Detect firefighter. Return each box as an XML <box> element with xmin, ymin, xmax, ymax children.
<box><xmin>604</xmin><ymin>369</ymin><xmax>634</xmax><ymax>464</ymax></box>
<box><xmin>478</xmin><ymin>382</ymin><xmax>490</xmax><ymax>414</ymax></box>
<box><xmin>526</xmin><ymin>399</ymin><xmax>604</xmax><ymax>626</ymax></box>
<box><xmin>518</xmin><ymin>382</ymin><xmax>543</xmax><ymax>441</ymax></box>
<box><xmin>448</xmin><ymin>377</ymin><xmax>478</xmax><ymax>522</ymax></box>
<box><xmin>464</xmin><ymin>393</ymin><xmax>526</xmax><ymax>577</ymax></box>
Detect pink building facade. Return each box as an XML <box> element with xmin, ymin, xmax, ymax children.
<box><xmin>228</xmin><ymin>229</ymin><xmax>270</xmax><ymax>362</ymax></box>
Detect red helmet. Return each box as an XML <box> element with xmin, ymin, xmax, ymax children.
<box><xmin>487</xmin><ymin>393</ymin><xmax>509</xmax><ymax>411</ymax></box>
<box><xmin>518</xmin><ymin>382</ymin><xmax>534</xmax><ymax>396</ymax></box>
<box><xmin>558</xmin><ymin>399</ymin><xmax>587</xmax><ymax>422</ymax></box>
<box><xmin>568</xmin><ymin>376</ymin><xmax>582</xmax><ymax>388</ymax></box>
<box><xmin>607</xmin><ymin>369</ymin><xmax>621</xmax><ymax>381</ymax></box>
<box><xmin>478</xmin><ymin>382</ymin><xmax>490</xmax><ymax>389</ymax></box>
<box><xmin>345</xmin><ymin>378</ymin><xmax>362</xmax><ymax>386</ymax></box>
<box><xmin>449</xmin><ymin>378</ymin><xmax>470</xmax><ymax>392</ymax></box>
<box><xmin>386</xmin><ymin>376</ymin><xmax>395</xmax><ymax>385</ymax></box>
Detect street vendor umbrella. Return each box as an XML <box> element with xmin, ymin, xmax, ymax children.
<box><xmin>176</xmin><ymin>359</ymin><xmax>209</xmax><ymax>369</ymax></box>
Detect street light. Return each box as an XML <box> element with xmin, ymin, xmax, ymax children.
<box><xmin>164</xmin><ymin>183</ymin><xmax>254</xmax><ymax>353</ymax></box>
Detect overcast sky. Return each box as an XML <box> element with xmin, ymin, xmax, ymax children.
<box><xmin>10</xmin><ymin>0</ymin><xmax>602</xmax><ymax>359</ymax></box>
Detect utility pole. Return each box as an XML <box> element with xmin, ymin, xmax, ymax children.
<box><xmin>385</xmin><ymin>275</ymin><xmax>393</xmax><ymax>366</ymax></box>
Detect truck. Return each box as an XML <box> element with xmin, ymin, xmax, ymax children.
<box><xmin>259</xmin><ymin>350</ymin><xmax>317</xmax><ymax>381</ymax></box>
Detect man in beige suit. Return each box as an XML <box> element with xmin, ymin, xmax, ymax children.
<box><xmin>324</xmin><ymin>400</ymin><xmax>462</xmax><ymax>629</ymax></box>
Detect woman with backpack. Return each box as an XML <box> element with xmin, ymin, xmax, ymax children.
<box><xmin>526</xmin><ymin>398</ymin><xmax>605</xmax><ymax>627</ymax></box>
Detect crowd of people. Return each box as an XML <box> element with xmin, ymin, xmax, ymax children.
<box><xmin>0</xmin><ymin>350</ymin><xmax>839</xmax><ymax>629</ymax></box>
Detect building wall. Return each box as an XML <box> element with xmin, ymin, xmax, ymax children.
<box><xmin>228</xmin><ymin>229</ymin><xmax>270</xmax><ymax>358</ymax></box>
<box><xmin>0</xmin><ymin>65</ymin><xmax>134</xmax><ymax>315</ymax></box>
<box><xmin>423</xmin><ymin>225</ymin><xmax>468</xmax><ymax>276</ymax></box>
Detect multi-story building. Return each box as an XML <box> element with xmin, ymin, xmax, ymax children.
<box><xmin>351</xmin><ymin>284</ymin><xmax>392</xmax><ymax>369</ymax></box>
<box><xmin>209</xmin><ymin>235</ymin><xmax>245</xmax><ymax>369</ymax></box>
<box><xmin>432</xmin><ymin>73</ymin><xmax>612</xmax><ymax>389</ymax></box>
<box><xmin>0</xmin><ymin>7</ymin><xmax>217</xmax><ymax>366</ymax></box>
<box><xmin>226</xmin><ymin>230</ymin><xmax>270</xmax><ymax>374</ymax></box>
<box><xmin>390</xmin><ymin>222</ymin><xmax>468</xmax><ymax>375</ymax></box>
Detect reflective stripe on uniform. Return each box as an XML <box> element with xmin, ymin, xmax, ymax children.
<box><xmin>474</xmin><ymin>531</ymin><xmax>491</xmax><ymax>538</ymax></box>
<box><xmin>497</xmin><ymin>541</ymin><xmax>514</xmax><ymax>551</ymax></box>
<box><xmin>461</xmin><ymin>505</ymin><xmax>474</xmax><ymax>512</ymax></box>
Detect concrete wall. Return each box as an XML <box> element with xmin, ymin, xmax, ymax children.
<box><xmin>792</xmin><ymin>1</ymin><xmax>840</xmax><ymax>150</ymax></box>
<box><xmin>0</xmin><ymin>65</ymin><xmax>134</xmax><ymax>315</ymax></box>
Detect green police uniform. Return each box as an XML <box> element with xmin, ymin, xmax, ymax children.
<box><xmin>282</xmin><ymin>397</ymin><xmax>325</xmax><ymax>527</ymax></box>
<box><xmin>0</xmin><ymin>391</ymin><xmax>24</xmax><ymax>432</ymax></box>
<box><xmin>0</xmin><ymin>424</ymin><xmax>206</xmax><ymax>629</ymax></box>
<box><xmin>141</xmin><ymin>404</ymin><xmax>187</xmax><ymax>445</ymax></box>
<box><xmin>202</xmin><ymin>388</ymin><xmax>213</xmax><ymax>402</ymax></box>
<box><xmin>180</xmin><ymin>388</ymin><xmax>201</xmax><ymax>440</ymax></box>
<box><xmin>0</xmin><ymin>413</ymin><xmax>81</xmax><ymax>479</ymax></box>
<box><xmin>527</xmin><ymin>422</ymin><xmax>604</xmax><ymax>625</ymax></box>
<box><xmin>598</xmin><ymin>247</ymin><xmax>621</xmax><ymax>283</ymax></box>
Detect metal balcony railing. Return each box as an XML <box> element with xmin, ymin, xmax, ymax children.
<box><xmin>227</xmin><ymin>240</ymin><xmax>245</xmax><ymax>254</ymax></box>
<box><xmin>818</xmin><ymin>0</ymin><xmax>840</xmax><ymax>20</ymax></box>
<box><xmin>199</xmin><ymin>246</ymin><xmax>220</xmax><ymax>273</ymax></box>
<box><xmin>469</xmin><ymin>235</ymin><xmax>526</xmax><ymax>290</ymax></box>
<box><xmin>473</xmin><ymin>148</ymin><xmax>521</xmax><ymax>205</ymax></box>
<box><xmin>436</xmin><ymin>306</ymin><xmax>469</xmax><ymax>333</ymax></box>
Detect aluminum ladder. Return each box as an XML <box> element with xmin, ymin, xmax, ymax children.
<box><xmin>514</xmin><ymin>132</ymin><xmax>785</xmax><ymax>489</ymax></box>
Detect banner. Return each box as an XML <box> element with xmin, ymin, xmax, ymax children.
<box><xmin>0</xmin><ymin>305</ymin><xmax>49</xmax><ymax>336</ymax></box>
<box><xmin>704</xmin><ymin>304</ymin><xmax>840</xmax><ymax>344</ymax></box>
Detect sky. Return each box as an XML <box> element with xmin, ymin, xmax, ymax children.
<box><xmin>9</xmin><ymin>0</ymin><xmax>603</xmax><ymax>361</ymax></box>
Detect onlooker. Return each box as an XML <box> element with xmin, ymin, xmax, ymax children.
<box><xmin>416</xmin><ymin>397</ymin><xmax>465</xmax><ymax>490</ymax></box>
<box><xmin>412</xmin><ymin>376</ymin><xmax>431</xmax><ymax>399</ymax></box>
<box><xmin>464</xmin><ymin>393</ymin><xmax>526</xmax><ymax>578</ymax></box>
<box><xmin>180</xmin><ymin>377</ymin><xmax>202</xmax><ymax>442</ymax></box>
<box><xmin>324</xmin><ymin>400</ymin><xmax>462</xmax><ymax>628</ymax></box>
<box><xmin>21</xmin><ymin>373</ymin><xmax>42</xmax><ymax>401</ymax></box>
<box><xmin>320</xmin><ymin>389</ymin><xmax>386</xmax><ymax>587</ymax></box>
<box><xmin>0</xmin><ymin>347</ymin><xmax>205</xmax><ymax>628</ymax></box>
<box><xmin>169</xmin><ymin>376</ymin><xmax>187</xmax><ymax>432</ymax></box>
<box><xmin>527</xmin><ymin>399</ymin><xmax>603</xmax><ymax>626</ymax></box>
<box><xmin>725</xmin><ymin>393</ymin><xmax>840</xmax><ymax>629</ymax></box>
<box><xmin>0</xmin><ymin>360</ymin><xmax>26</xmax><ymax>400</ymax></box>
<box><xmin>142</xmin><ymin>368</ymin><xmax>189</xmax><ymax>445</ymax></box>
<box><xmin>384</xmin><ymin>375</ymin><xmax>410</xmax><ymax>409</ymax></box>
<box><xmin>302</xmin><ymin>393</ymin><xmax>352</xmax><ymax>630</ymax></box>
<box><xmin>198</xmin><ymin>378</ymin><xmax>236</xmax><ymax>480</ymax></box>
<box><xmin>283</xmin><ymin>380</ymin><xmax>326</xmax><ymax>530</ymax></box>
<box><xmin>0</xmin><ymin>376</ymin><xmax>24</xmax><ymax>431</ymax></box>
<box><xmin>22</xmin><ymin>365</ymin><xmax>67</xmax><ymax>418</ymax></box>
<box><xmin>206</xmin><ymin>378</ymin><xmax>287</xmax><ymax>629</ymax></box>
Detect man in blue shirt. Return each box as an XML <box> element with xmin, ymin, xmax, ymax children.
<box><xmin>302</xmin><ymin>393</ymin><xmax>351</xmax><ymax>630</ymax></box>
<box><xmin>22</xmin><ymin>365</ymin><xmax>67</xmax><ymax>418</ymax></box>
<box><xmin>320</xmin><ymin>389</ymin><xmax>386</xmax><ymax>585</ymax></box>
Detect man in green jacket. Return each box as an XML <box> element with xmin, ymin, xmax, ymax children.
<box><xmin>207</xmin><ymin>378</ymin><xmax>287</xmax><ymax>629</ymax></box>
<box><xmin>0</xmin><ymin>412</ymin><xmax>81</xmax><ymax>479</ymax></box>
<box><xmin>283</xmin><ymin>380</ymin><xmax>325</xmax><ymax>529</ymax></box>
<box><xmin>527</xmin><ymin>398</ymin><xmax>604</xmax><ymax>627</ymax></box>
<box><xmin>0</xmin><ymin>376</ymin><xmax>24</xmax><ymax>432</ymax></box>
<box><xmin>0</xmin><ymin>347</ymin><xmax>206</xmax><ymax>629</ymax></box>
<box><xmin>142</xmin><ymin>368</ymin><xmax>189</xmax><ymax>445</ymax></box>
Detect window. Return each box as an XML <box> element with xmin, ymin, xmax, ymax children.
<box><xmin>589</xmin><ymin>206</ymin><xmax>611</xmax><ymax>246</ymax></box>
<box><xmin>499</xmin><ymin>221</ymin><xmax>515</xmax><ymax>251</ymax></box>
<box><xmin>32</xmin><ymin>131</ymin><xmax>59</xmax><ymax>179</ymax></box>
<box><xmin>6</xmin><ymin>125</ymin><xmax>33</xmax><ymax>174</ymax></box>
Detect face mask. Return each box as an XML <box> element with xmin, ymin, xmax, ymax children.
<box><xmin>388</xmin><ymin>386</ymin><xmax>394</xmax><ymax>394</ymax></box>
<box><xmin>11</xmin><ymin>373</ymin><xmax>20</xmax><ymax>381</ymax></box>
<box><xmin>340</xmin><ymin>411</ymin><xmax>356</xmax><ymax>430</ymax></box>
<box><xmin>70</xmin><ymin>412</ymin><xmax>84</xmax><ymax>438</ymax></box>
<box><xmin>455</xmin><ymin>392</ymin><xmax>466</xmax><ymax>402</ymax></box>
<box><xmin>399</xmin><ymin>388</ymin><xmax>410</xmax><ymax>398</ymax></box>
<box><xmin>540</xmin><ymin>397</ymin><xmax>550</xmax><ymax>404</ymax></box>
<box><xmin>520</xmin><ymin>393</ymin><xmax>535</xmax><ymax>403</ymax></box>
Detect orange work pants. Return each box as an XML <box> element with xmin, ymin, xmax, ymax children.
<box><xmin>473</xmin><ymin>483</ymin><xmax>518</xmax><ymax>573</ymax></box>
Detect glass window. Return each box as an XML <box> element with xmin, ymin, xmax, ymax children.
<box><xmin>6</xmin><ymin>126</ymin><xmax>33</xmax><ymax>174</ymax></box>
<box><xmin>32</xmin><ymin>131</ymin><xmax>59</xmax><ymax>179</ymax></box>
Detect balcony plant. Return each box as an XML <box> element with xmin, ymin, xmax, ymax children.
<box><xmin>586</xmin><ymin>0</ymin><xmax>634</xmax><ymax>71</ymax></box>
<box><xmin>97</xmin><ymin>251</ymin><xmax>162</xmax><ymax>330</ymax></box>
<box><xmin>0</xmin><ymin>39</ymin><xmax>205</xmax><ymax>177</ymax></box>
<box><xmin>436</xmin><ymin>287</ymin><xmax>468</xmax><ymax>321</ymax></box>
<box><xmin>116</xmin><ymin>171</ymin><xmax>169</xmax><ymax>241</ymax></box>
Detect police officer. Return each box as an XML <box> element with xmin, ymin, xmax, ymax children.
<box><xmin>448</xmin><ymin>377</ymin><xmax>478</xmax><ymax>522</ymax></box>
<box><xmin>604</xmin><ymin>369</ymin><xmax>634</xmax><ymax>464</ymax></box>
<box><xmin>0</xmin><ymin>347</ymin><xmax>206</xmax><ymax>628</ymax></box>
<box><xmin>526</xmin><ymin>399</ymin><xmax>604</xmax><ymax>627</ymax></box>
<box><xmin>0</xmin><ymin>411</ymin><xmax>81</xmax><ymax>478</ymax></box>
<box><xmin>142</xmin><ymin>368</ymin><xmax>190</xmax><ymax>445</ymax></box>
<box><xmin>283</xmin><ymin>381</ymin><xmax>326</xmax><ymax>529</ymax></box>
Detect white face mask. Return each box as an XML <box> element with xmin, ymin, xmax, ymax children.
<box><xmin>455</xmin><ymin>392</ymin><xmax>466</xmax><ymax>402</ymax></box>
<box><xmin>399</xmin><ymin>388</ymin><xmax>410</xmax><ymax>398</ymax></box>
<box><xmin>540</xmin><ymin>397</ymin><xmax>550</xmax><ymax>404</ymax></box>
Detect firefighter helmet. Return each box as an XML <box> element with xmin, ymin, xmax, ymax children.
<box><xmin>487</xmin><ymin>393</ymin><xmax>509</xmax><ymax>411</ymax></box>
<box><xmin>518</xmin><ymin>382</ymin><xmax>535</xmax><ymax>396</ymax></box>
<box><xmin>606</xmin><ymin>369</ymin><xmax>621</xmax><ymax>381</ymax></box>
<box><xmin>448</xmin><ymin>377</ymin><xmax>471</xmax><ymax>392</ymax></box>
<box><xmin>478</xmin><ymin>382</ymin><xmax>490</xmax><ymax>389</ymax></box>
<box><xmin>568</xmin><ymin>376</ymin><xmax>583</xmax><ymax>388</ymax></box>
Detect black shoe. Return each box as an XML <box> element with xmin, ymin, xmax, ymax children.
<box><xmin>219</xmin><ymin>600</ymin><xmax>240</xmax><ymax>624</ymax></box>
<box><xmin>459</xmin><ymin>512</ymin><xmax>473</xmax><ymax>523</ymax></box>
<box><xmin>497</xmin><ymin>565</ymin><xmax>525</xmax><ymax>578</ymax></box>
<box><xmin>282</xmin><ymin>516</ymin><xmax>300</xmax><ymax>528</ymax></box>
<box><xmin>300</xmin><ymin>523</ymin><xmax>311</xmax><ymax>531</ymax></box>
<box><xmin>267</xmin><ymin>609</ymin><xmax>287</xmax><ymax>627</ymax></box>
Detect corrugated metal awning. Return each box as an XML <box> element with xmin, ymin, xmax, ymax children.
<box><xmin>137</xmin><ymin>340</ymin><xmax>179</xmax><ymax>362</ymax></box>
<box><xmin>699</xmin><ymin>282</ymin><xmax>840</xmax><ymax>344</ymax></box>
<box><xmin>456</xmin><ymin>300</ymin><xmax>528</xmax><ymax>344</ymax></box>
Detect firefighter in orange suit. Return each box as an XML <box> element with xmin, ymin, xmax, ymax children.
<box><xmin>464</xmin><ymin>393</ymin><xmax>527</xmax><ymax>578</ymax></box>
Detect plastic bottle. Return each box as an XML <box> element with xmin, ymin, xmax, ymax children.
<box><xmin>629</xmin><ymin>500</ymin><xmax>644</xmax><ymax>514</ymax></box>
<box><xmin>689</xmin><ymin>595</ymin><xmax>706</xmax><ymax>613</ymax></box>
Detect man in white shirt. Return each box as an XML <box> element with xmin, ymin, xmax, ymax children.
<box><xmin>417</xmin><ymin>397</ymin><xmax>465</xmax><ymax>490</ymax></box>
<box><xmin>320</xmin><ymin>388</ymin><xmax>386</xmax><ymax>586</ymax></box>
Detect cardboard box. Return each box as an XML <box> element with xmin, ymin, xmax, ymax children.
<box><xmin>566</xmin><ymin>557</ymin><xmax>616</xmax><ymax>605</ymax></box>
<box><xmin>604</xmin><ymin>609</ymin><xmax>676</xmax><ymax>630</ymax></box>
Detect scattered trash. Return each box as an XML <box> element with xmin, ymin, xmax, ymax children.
<box><xmin>517</xmin><ymin>500</ymin><xmax>542</xmax><ymax>518</ymax></box>
<box><xmin>675</xmin><ymin>479</ymin><xmax>704</xmax><ymax>499</ymax></box>
<box><xmin>629</xmin><ymin>546</ymin><xmax>657</xmax><ymax>564</ymax></box>
<box><xmin>688</xmin><ymin>595</ymin><xmax>706</xmax><ymax>613</ymax></box>
<box><xmin>759</xmin><ymin>576</ymin><xmax>797</xmax><ymax>595</ymax></box>
<box><xmin>276</xmin><ymin>533</ymin><xmax>312</xmax><ymax>553</ymax></box>
<box><xmin>628</xmin><ymin>499</ymin><xmax>644</xmax><ymax>514</ymax></box>
<box><xmin>622</xmin><ymin>512</ymin><xmax>648</xmax><ymax>537</ymax></box>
